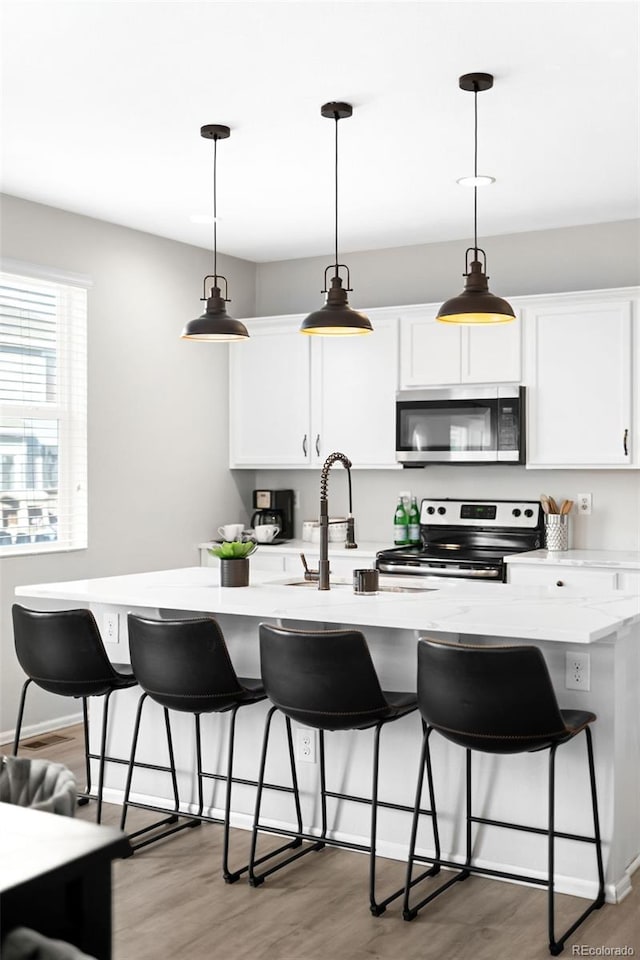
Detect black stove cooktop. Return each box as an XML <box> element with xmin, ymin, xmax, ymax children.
<box><xmin>377</xmin><ymin>498</ymin><xmax>544</xmax><ymax>581</ymax></box>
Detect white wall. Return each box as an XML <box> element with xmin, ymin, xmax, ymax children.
<box><xmin>254</xmin><ymin>219</ymin><xmax>640</xmax><ymax>552</ymax></box>
<box><xmin>0</xmin><ymin>194</ymin><xmax>257</xmax><ymax>738</ymax></box>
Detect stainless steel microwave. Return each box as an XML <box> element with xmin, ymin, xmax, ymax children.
<box><xmin>396</xmin><ymin>385</ymin><xmax>525</xmax><ymax>465</ymax></box>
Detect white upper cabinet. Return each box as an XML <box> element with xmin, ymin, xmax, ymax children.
<box><xmin>229</xmin><ymin>311</ymin><xmax>400</xmax><ymax>469</ymax></box>
<box><xmin>523</xmin><ymin>292</ymin><xmax>637</xmax><ymax>468</ymax></box>
<box><xmin>399</xmin><ymin>304</ymin><xmax>521</xmax><ymax>387</ymax></box>
<box><xmin>229</xmin><ymin>316</ymin><xmax>311</xmax><ymax>467</ymax></box>
<box><xmin>310</xmin><ymin>311</ymin><xmax>399</xmax><ymax>468</ymax></box>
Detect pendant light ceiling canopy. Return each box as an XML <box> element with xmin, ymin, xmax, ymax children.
<box><xmin>300</xmin><ymin>102</ymin><xmax>373</xmax><ymax>336</ymax></box>
<box><xmin>437</xmin><ymin>73</ymin><xmax>515</xmax><ymax>326</ymax></box>
<box><xmin>181</xmin><ymin>124</ymin><xmax>249</xmax><ymax>342</ymax></box>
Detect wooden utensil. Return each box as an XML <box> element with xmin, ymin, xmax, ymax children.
<box><xmin>547</xmin><ymin>496</ymin><xmax>559</xmax><ymax>514</ymax></box>
<box><xmin>560</xmin><ymin>499</ymin><xmax>573</xmax><ymax>515</ymax></box>
<box><xmin>540</xmin><ymin>495</ymin><xmax>551</xmax><ymax>514</ymax></box>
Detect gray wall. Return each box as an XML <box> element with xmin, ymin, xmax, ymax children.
<box><xmin>255</xmin><ymin>219</ymin><xmax>640</xmax><ymax>315</ymax></box>
<box><xmin>0</xmin><ymin>194</ymin><xmax>257</xmax><ymax>739</ymax></box>
<box><xmin>255</xmin><ymin>219</ymin><xmax>640</xmax><ymax>551</ymax></box>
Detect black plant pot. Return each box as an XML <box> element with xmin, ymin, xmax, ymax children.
<box><xmin>220</xmin><ymin>557</ymin><xmax>250</xmax><ymax>587</ymax></box>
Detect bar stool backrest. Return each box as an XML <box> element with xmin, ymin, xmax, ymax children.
<box><xmin>417</xmin><ymin>638</ymin><xmax>568</xmax><ymax>754</ymax></box>
<box><xmin>259</xmin><ymin>623</ymin><xmax>388</xmax><ymax>730</ymax></box>
<box><xmin>12</xmin><ymin>604</ymin><xmax>121</xmax><ymax>697</ymax></box>
<box><xmin>127</xmin><ymin>615</ymin><xmax>243</xmax><ymax>711</ymax></box>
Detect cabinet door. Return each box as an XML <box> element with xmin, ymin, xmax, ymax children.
<box><xmin>229</xmin><ymin>317</ymin><xmax>311</xmax><ymax>467</ymax></box>
<box><xmin>311</xmin><ymin>313</ymin><xmax>400</xmax><ymax>468</ymax></box>
<box><xmin>399</xmin><ymin>308</ymin><xmax>462</xmax><ymax>386</ymax></box>
<box><xmin>462</xmin><ymin>311</ymin><xmax>522</xmax><ymax>383</ymax></box>
<box><xmin>525</xmin><ymin>299</ymin><xmax>633</xmax><ymax>467</ymax></box>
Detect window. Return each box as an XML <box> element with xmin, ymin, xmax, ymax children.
<box><xmin>0</xmin><ymin>264</ymin><xmax>88</xmax><ymax>555</ymax></box>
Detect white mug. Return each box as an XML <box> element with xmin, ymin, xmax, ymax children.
<box><xmin>218</xmin><ymin>523</ymin><xmax>244</xmax><ymax>542</ymax></box>
<box><xmin>253</xmin><ymin>524</ymin><xmax>280</xmax><ymax>543</ymax></box>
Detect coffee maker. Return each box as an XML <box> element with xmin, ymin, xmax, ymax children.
<box><xmin>251</xmin><ymin>489</ymin><xmax>294</xmax><ymax>542</ymax></box>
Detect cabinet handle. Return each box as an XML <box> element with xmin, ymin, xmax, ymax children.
<box><xmin>623</xmin><ymin>428</ymin><xmax>629</xmax><ymax>456</ymax></box>
<box><xmin>556</xmin><ymin>580</ymin><xmax>564</xmax><ymax>587</ymax></box>
<box><xmin>302</xmin><ymin>434</ymin><xmax>308</xmax><ymax>457</ymax></box>
<box><xmin>315</xmin><ymin>434</ymin><xmax>321</xmax><ymax>457</ymax></box>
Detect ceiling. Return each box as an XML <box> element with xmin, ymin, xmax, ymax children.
<box><xmin>1</xmin><ymin>1</ymin><xmax>638</xmax><ymax>263</ymax></box>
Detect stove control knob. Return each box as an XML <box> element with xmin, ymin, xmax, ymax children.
<box><xmin>512</xmin><ymin>508</ymin><xmax>521</xmax><ymax>517</ymax></box>
<box><xmin>437</xmin><ymin>507</ymin><xmax>446</xmax><ymax>515</ymax></box>
<box><xmin>426</xmin><ymin>506</ymin><xmax>435</xmax><ymax>515</ymax></box>
<box><xmin>524</xmin><ymin>508</ymin><xmax>534</xmax><ymax>518</ymax></box>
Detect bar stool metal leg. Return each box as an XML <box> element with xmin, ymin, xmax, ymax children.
<box><xmin>248</xmin><ymin>708</ymin><xmax>319</xmax><ymax>888</ymax></box>
<box><xmin>120</xmin><ymin>694</ymin><xmax>191</xmax><ymax>852</ymax></box>
<box><xmin>12</xmin><ymin>679</ymin><xmax>32</xmax><ymax>755</ymax></box>
<box><xmin>548</xmin><ymin>730</ymin><xmax>605</xmax><ymax>956</ymax></box>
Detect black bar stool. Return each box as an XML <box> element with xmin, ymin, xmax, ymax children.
<box><xmin>12</xmin><ymin>604</ymin><xmax>138</xmax><ymax>823</ymax></box>
<box><xmin>248</xmin><ymin>623</ymin><xmax>426</xmax><ymax>915</ymax></box>
<box><xmin>403</xmin><ymin>638</ymin><xmax>605</xmax><ymax>956</ymax></box>
<box><xmin>120</xmin><ymin>614</ymin><xmax>279</xmax><ymax>882</ymax></box>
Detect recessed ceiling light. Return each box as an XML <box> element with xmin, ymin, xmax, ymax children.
<box><xmin>456</xmin><ymin>175</ymin><xmax>496</xmax><ymax>187</ymax></box>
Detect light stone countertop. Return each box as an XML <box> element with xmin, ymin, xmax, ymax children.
<box><xmin>15</xmin><ymin>566</ymin><xmax>640</xmax><ymax>645</ymax></box>
<box><xmin>505</xmin><ymin>549</ymin><xmax>640</xmax><ymax>569</ymax></box>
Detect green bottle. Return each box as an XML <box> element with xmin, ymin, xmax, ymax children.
<box><xmin>408</xmin><ymin>496</ymin><xmax>421</xmax><ymax>545</ymax></box>
<box><xmin>393</xmin><ymin>496</ymin><xmax>409</xmax><ymax>545</ymax></box>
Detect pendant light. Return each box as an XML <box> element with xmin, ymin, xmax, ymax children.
<box><xmin>300</xmin><ymin>103</ymin><xmax>372</xmax><ymax>336</ymax></box>
<box><xmin>181</xmin><ymin>125</ymin><xmax>249</xmax><ymax>341</ymax></box>
<box><xmin>437</xmin><ymin>74</ymin><xmax>515</xmax><ymax>325</ymax></box>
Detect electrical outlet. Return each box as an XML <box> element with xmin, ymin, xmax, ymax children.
<box><xmin>565</xmin><ymin>651</ymin><xmax>590</xmax><ymax>691</ymax></box>
<box><xmin>295</xmin><ymin>727</ymin><xmax>316</xmax><ymax>763</ymax></box>
<box><xmin>103</xmin><ymin>612</ymin><xmax>119</xmax><ymax>644</ymax></box>
<box><xmin>577</xmin><ymin>493</ymin><xmax>592</xmax><ymax>516</ymax></box>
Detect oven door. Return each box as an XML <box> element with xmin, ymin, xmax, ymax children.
<box><xmin>395</xmin><ymin>386</ymin><xmax>523</xmax><ymax>464</ymax></box>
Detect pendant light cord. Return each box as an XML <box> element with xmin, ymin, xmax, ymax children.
<box><xmin>334</xmin><ymin>111</ymin><xmax>340</xmax><ymax>276</ymax></box>
<box><xmin>473</xmin><ymin>83</ymin><xmax>478</xmax><ymax>258</ymax></box>
<box><xmin>212</xmin><ymin>134</ymin><xmax>218</xmax><ymax>282</ymax></box>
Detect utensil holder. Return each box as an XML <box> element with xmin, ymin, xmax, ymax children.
<box><xmin>220</xmin><ymin>557</ymin><xmax>250</xmax><ymax>587</ymax></box>
<box><xmin>544</xmin><ymin>514</ymin><xmax>569</xmax><ymax>551</ymax></box>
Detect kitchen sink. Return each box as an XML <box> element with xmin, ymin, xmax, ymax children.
<box><xmin>283</xmin><ymin>580</ymin><xmax>435</xmax><ymax>594</ymax></box>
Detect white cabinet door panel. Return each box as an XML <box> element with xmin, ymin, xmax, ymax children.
<box><xmin>312</xmin><ymin>314</ymin><xmax>399</xmax><ymax>468</ymax></box>
<box><xmin>400</xmin><ymin>309</ymin><xmax>461</xmax><ymax>387</ymax></box>
<box><xmin>463</xmin><ymin>312</ymin><xmax>521</xmax><ymax>383</ymax></box>
<box><xmin>229</xmin><ymin>318</ymin><xmax>311</xmax><ymax>467</ymax></box>
<box><xmin>525</xmin><ymin>300</ymin><xmax>633</xmax><ymax>466</ymax></box>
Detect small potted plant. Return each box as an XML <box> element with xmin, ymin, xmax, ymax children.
<box><xmin>208</xmin><ymin>540</ymin><xmax>257</xmax><ymax>587</ymax></box>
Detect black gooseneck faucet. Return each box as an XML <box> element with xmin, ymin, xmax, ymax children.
<box><xmin>318</xmin><ymin>451</ymin><xmax>357</xmax><ymax>590</ymax></box>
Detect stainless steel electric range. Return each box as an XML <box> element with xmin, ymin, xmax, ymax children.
<box><xmin>376</xmin><ymin>498</ymin><xmax>544</xmax><ymax>583</ymax></box>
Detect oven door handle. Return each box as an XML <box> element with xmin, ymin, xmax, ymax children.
<box><xmin>377</xmin><ymin>562</ymin><xmax>501</xmax><ymax>578</ymax></box>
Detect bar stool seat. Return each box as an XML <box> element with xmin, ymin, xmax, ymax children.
<box><xmin>402</xmin><ymin>637</ymin><xmax>605</xmax><ymax>956</ymax></box>
<box><xmin>248</xmin><ymin>624</ymin><xmax>425</xmax><ymax>916</ymax></box>
<box><xmin>12</xmin><ymin>604</ymin><xmax>138</xmax><ymax>823</ymax></box>
<box><xmin>120</xmin><ymin>614</ymin><xmax>269</xmax><ymax>882</ymax></box>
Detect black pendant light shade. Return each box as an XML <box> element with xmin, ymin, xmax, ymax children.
<box><xmin>437</xmin><ymin>250</ymin><xmax>515</xmax><ymax>325</ymax></box>
<box><xmin>300</xmin><ymin>270</ymin><xmax>372</xmax><ymax>336</ymax></box>
<box><xmin>437</xmin><ymin>73</ymin><xmax>514</xmax><ymax>325</ymax></box>
<box><xmin>300</xmin><ymin>102</ymin><xmax>372</xmax><ymax>336</ymax></box>
<box><xmin>182</xmin><ymin>276</ymin><xmax>249</xmax><ymax>341</ymax></box>
<box><xmin>181</xmin><ymin>124</ymin><xmax>249</xmax><ymax>342</ymax></box>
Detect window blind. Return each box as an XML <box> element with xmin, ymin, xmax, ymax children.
<box><xmin>0</xmin><ymin>270</ymin><xmax>87</xmax><ymax>555</ymax></box>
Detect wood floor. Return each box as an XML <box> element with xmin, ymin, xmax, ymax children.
<box><xmin>4</xmin><ymin>724</ymin><xmax>639</xmax><ymax>960</ymax></box>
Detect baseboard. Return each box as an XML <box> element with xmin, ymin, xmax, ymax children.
<box><xmin>105</xmin><ymin>786</ymin><xmax>626</xmax><ymax>903</ymax></box>
<box><xmin>0</xmin><ymin>712</ymin><xmax>83</xmax><ymax>749</ymax></box>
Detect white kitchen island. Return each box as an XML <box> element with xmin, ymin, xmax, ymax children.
<box><xmin>15</xmin><ymin>567</ymin><xmax>640</xmax><ymax>904</ymax></box>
